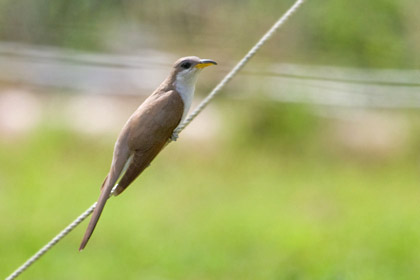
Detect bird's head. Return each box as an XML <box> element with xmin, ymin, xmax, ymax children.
<box><xmin>172</xmin><ymin>56</ymin><xmax>217</xmax><ymax>86</ymax></box>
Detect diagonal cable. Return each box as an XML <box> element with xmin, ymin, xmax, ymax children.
<box><xmin>5</xmin><ymin>1</ymin><xmax>305</xmax><ymax>279</ymax></box>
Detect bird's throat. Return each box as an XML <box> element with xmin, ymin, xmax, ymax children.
<box><xmin>174</xmin><ymin>75</ymin><xmax>197</xmax><ymax>122</ymax></box>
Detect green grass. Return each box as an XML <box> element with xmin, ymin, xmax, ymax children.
<box><xmin>1</xmin><ymin>126</ymin><xmax>420</xmax><ymax>279</ymax></box>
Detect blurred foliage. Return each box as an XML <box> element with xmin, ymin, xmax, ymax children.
<box><xmin>301</xmin><ymin>0</ymin><xmax>417</xmax><ymax>68</ymax></box>
<box><xmin>231</xmin><ymin>100</ymin><xmax>320</xmax><ymax>153</ymax></box>
<box><xmin>1</xmin><ymin>0</ymin><xmax>420</xmax><ymax>279</ymax></box>
<box><xmin>0</xmin><ymin>0</ymin><xmax>418</xmax><ymax>67</ymax></box>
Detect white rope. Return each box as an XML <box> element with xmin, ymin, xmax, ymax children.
<box><xmin>5</xmin><ymin>186</ymin><xmax>118</xmax><ymax>280</ymax></box>
<box><xmin>5</xmin><ymin>1</ymin><xmax>305</xmax><ymax>279</ymax></box>
<box><xmin>5</xmin><ymin>203</ymin><xmax>96</xmax><ymax>280</ymax></box>
<box><xmin>173</xmin><ymin>0</ymin><xmax>305</xmax><ymax>134</ymax></box>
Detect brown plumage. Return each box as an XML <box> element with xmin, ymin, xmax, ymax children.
<box><xmin>79</xmin><ymin>56</ymin><xmax>216</xmax><ymax>250</ymax></box>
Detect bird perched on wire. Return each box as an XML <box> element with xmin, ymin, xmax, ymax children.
<box><xmin>79</xmin><ymin>56</ymin><xmax>217</xmax><ymax>250</ymax></box>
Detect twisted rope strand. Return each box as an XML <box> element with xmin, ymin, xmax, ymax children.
<box><xmin>5</xmin><ymin>203</ymin><xmax>97</xmax><ymax>280</ymax></box>
<box><xmin>5</xmin><ymin>1</ymin><xmax>305</xmax><ymax>279</ymax></box>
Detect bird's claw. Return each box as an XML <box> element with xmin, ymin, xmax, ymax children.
<box><xmin>171</xmin><ymin>131</ymin><xmax>179</xmax><ymax>141</ymax></box>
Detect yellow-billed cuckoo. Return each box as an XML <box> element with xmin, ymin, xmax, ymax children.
<box><xmin>79</xmin><ymin>56</ymin><xmax>217</xmax><ymax>250</ymax></box>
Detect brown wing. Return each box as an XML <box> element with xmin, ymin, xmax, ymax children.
<box><xmin>79</xmin><ymin>89</ymin><xmax>183</xmax><ymax>250</ymax></box>
<box><xmin>114</xmin><ymin>89</ymin><xmax>184</xmax><ymax>195</ymax></box>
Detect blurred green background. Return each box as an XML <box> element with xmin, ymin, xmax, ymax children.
<box><xmin>1</xmin><ymin>0</ymin><xmax>420</xmax><ymax>279</ymax></box>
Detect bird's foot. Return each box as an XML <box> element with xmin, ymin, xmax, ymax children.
<box><xmin>170</xmin><ymin>131</ymin><xmax>179</xmax><ymax>142</ymax></box>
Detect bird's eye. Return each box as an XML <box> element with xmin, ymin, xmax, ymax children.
<box><xmin>181</xmin><ymin>62</ymin><xmax>192</xmax><ymax>69</ymax></box>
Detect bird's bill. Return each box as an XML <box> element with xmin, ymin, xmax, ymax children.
<box><xmin>195</xmin><ymin>59</ymin><xmax>217</xmax><ymax>69</ymax></box>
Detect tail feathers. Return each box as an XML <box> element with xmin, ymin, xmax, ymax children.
<box><xmin>114</xmin><ymin>152</ymin><xmax>149</xmax><ymax>196</ymax></box>
<box><xmin>114</xmin><ymin>147</ymin><xmax>163</xmax><ymax>196</ymax></box>
<box><xmin>79</xmin><ymin>176</ymin><xmax>114</xmax><ymax>251</ymax></box>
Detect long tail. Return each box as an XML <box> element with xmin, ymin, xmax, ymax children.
<box><xmin>79</xmin><ymin>175</ymin><xmax>115</xmax><ymax>251</ymax></box>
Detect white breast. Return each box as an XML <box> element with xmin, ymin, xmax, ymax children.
<box><xmin>174</xmin><ymin>73</ymin><xmax>198</xmax><ymax>122</ymax></box>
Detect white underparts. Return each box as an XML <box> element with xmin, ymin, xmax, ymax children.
<box><xmin>174</xmin><ymin>69</ymin><xmax>201</xmax><ymax>123</ymax></box>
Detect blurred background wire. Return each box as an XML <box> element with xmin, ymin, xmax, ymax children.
<box><xmin>1</xmin><ymin>0</ymin><xmax>420</xmax><ymax>279</ymax></box>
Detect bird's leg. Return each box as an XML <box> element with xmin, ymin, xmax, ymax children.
<box><xmin>170</xmin><ymin>131</ymin><xmax>179</xmax><ymax>141</ymax></box>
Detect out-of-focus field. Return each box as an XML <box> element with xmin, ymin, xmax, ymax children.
<box><xmin>1</xmin><ymin>0</ymin><xmax>420</xmax><ymax>279</ymax></box>
<box><xmin>1</xmin><ymin>100</ymin><xmax>420</xmax><ymax>279</ymax></box>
